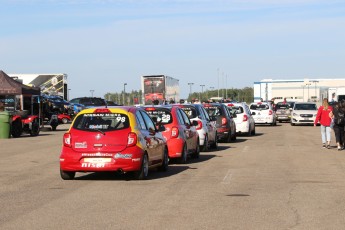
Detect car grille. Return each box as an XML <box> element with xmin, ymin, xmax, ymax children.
<box><xmin>300</xmin><ymin>114</ymin><xmax>313</xmax><ymax>118</ymax></box>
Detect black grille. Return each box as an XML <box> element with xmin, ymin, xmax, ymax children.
<box><xmin>300</xmin><ymin>114</ymin><xmax>313</xmax><ymax>118</ymax></box>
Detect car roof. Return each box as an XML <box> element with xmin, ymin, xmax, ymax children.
<box><xmin>77</xmin><ymin>106</ymin><xmax>136</xmax><ymax>115</ymax></box>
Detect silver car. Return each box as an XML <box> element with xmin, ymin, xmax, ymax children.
<box><xmin>291</xmin><ymin>102</ymin><xmax>318</xmax><ymax>126</ymax></box>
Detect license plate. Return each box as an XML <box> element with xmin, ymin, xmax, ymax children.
<box><xmin>84</xmin><ymin>158</ymin><xmax>111</xmax><ymax>163</ymax></box>
<box><xmin>304</xmin><ymin>118</ymin><xmax>309</xmax><ymax>120</ymax></box>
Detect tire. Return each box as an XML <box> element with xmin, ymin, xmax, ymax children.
<box><xmin>51</xmin><ymin>125</ymin><xmax>57</xmax><ymax>131</ymax></box>
<box><xmin>201</xmin><ymin>135</ymin><xmax>209</xmax><ymax>152</ymax></box>
<box><xmin>158</xmin><ymin>148</ymin><xmax>169</xmax><ymax>171</ymax></box>
<box><xmin>226</xmin><ymin>132</ymin><xmax>232</xmax><ymax>143</ymax></box>
<box><xmin>133</xmin><ymin>154</ymin><xmax>149</xmax><ymax>180</ymax></box>
<box><xmin>291</xmin><ymin>122</ymin><xmax>295</xmax><ymax>126</ymax></box>
<box><xmin>251</xmin><ymin>127</ymin><xmax>256</xmax><ymax>135</ymax></box>
<box><xmin>192</xmin><ymin>139</ymin><xmax>200</xmax><ymax>159</ymax></box>
<box><xmin>60</xmin><ymin>170</ymin><xmax>75</xmax><ymax>180</ymax></box>
<box><xmin>30</xmin><ymin>120</ymin><xmax>40</xmax><ymax>136</ymax></box>
<box><xmin>179</xmin><ymin>144</ymin><xmax>188</xmax><ymax>164</ymax></box>
<box><xmin>11</xmin><ymin>121</ymin><xmax>22</xmax><ymax>138</ymax></box>
<box><xmin>211</xmin><ymin>137</ymin><xmax>218</xmax><ymax>149</ymax></box>
<box><xmin>61</xmin><ymin>118</ymin><xmax>68</xmax><ymax>124</ymax></box>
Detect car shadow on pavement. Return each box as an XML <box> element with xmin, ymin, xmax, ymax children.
<box><xmin>74</xmin><ymin>165</ymin><xmax>191</xmax><ymax>181</ymax></box>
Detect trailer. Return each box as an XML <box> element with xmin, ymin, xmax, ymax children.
<box><xmin>141</xmin><ymin>75</ymin><xmax>179</xmax><ymax>105</ymax></box>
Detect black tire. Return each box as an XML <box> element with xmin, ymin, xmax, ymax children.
<box><xmin>51</xmin><ymin>125</ymin><xmax>57</xmax><ymax>131</ymax></box>
<box><xmin>251</xmin><ymin>127</ymin><xmax>256</xmax><ymax>135</ymax></box>
<box><xmin>11</xmin><ymin>121</ymin><xmax>22</xmax><ymax>138</ymax></box>
<box><xmin>60</xmin><ymin>170</ymin><xmax>75</xmax><ymax>180</ymax></box>
<box><xmin>179</xmin><ymin>144</ymin><xmax>188</xmax><ymax>164</ymax></box>
<box><xmin>201</xmin><ymin>135</ymin><xmax>209</xmax><ymax>152</ymax></box>
<box><xmin>226</xmin><ymin>132</ymin><xmax>232</xmax><ymax>143</ymax></box>
<box><xmin>30</xmin><ymin>120</ymin><xmax>40</xmax><ymax>136</ymax></box>
<box><xmin>192</xmin><ymin>139</ymin><xmax>200</xmax><ymax>159</ymax></box>
<box><xmin>61</xmin><ymin>118</ymin><xmax>68</xmax><ymax>124</ymax></box>
<box><xmin>158</xmin><ymin>148</ymin><xmax>169</xmax><ymax>171</ymax></box>
<box><xmin>211</xmin><ymin>137</ymin><xmax>218</xmax><ymax>149</ymax></box>
<box><xmin>133</xmin><ymin>154</ymin><xmax>149</xmax><ymax>180</ymax></box>
<box><xmin>291</xmin><ymin>122</ymin><xmax>295</xmax><ymax>126</ymax></box>
<box><xmin>231</xmin><ymin>131</ymin><xmax>237</xmax><ymax>141</ymax></box>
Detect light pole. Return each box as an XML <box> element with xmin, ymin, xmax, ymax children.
<box><xmin>217</xmin><ymin>68</ymin><xmax>220</xmax><ymax>98</ymax></box>
<box><xmin>123</xmin><ymin>83</ymin><xmax>127</xmax><ymax>105</ymax></box>
<box><xmin>68</xmin><ymin>89</ymin><xmax>71</xmax><ymax>100</ymax></box>
<box><xmin>301</xmin><ymin>85</ymin><xmax>305</xmax><ymax>102</ymax></box>
<box><xmin>225</xmin><ymin>74</ymin><xmax>228</xmax><ymax>100</ymax></box>
<box><xmin>200</xmin><ymin>84</ymin><xmax>205</xmax><ymax>101</ymax></box>
<box><xmin>90</xmin><ymin>89</ymin><xmax>94</xmax><ymax>97</ymax></box>
<box><xmin>188</xmin><ymin>82</ymin><xmax>194</xmax><ymax>100</ymax></box>
<box><xmin>306</xmin><ymin>83</ymin><xmax>311</xmax><ymax>102</ymax></box>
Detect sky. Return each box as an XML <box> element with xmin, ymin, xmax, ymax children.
<box><xmin>1</xmin><ymin>0</ymin><xmax>345</xmax><ymax>99</ymax></box>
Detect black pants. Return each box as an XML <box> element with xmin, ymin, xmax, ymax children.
<box><xmin>333</xmin><ymin>124</ymin><xmax>345</xmax><ymax>145</ymax></box>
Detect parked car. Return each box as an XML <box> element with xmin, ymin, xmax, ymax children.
<box><xmin>291</xmin><ymin>102</ymin><xmax>318</xmax><ymax>126</ymax></box>
<box><xmin>58</xmin><ymin>113</ymin><xmax>72</xmax><ymax>124</ymax></box>
<box><xmin>69</xmin><ymin>97</ymin><xmax>107</xmax><ymax>114</ymax></box>
<box><xmin>144</xmin><ymin>105</ymin><xmax>200</xmax><ymax>163</ymax></box>
<box><xmin>203</xmin><ymin>103</ymin><xmax>236</xmax><ymax>142</ymax></box>
<box><xmin>59</xmin><ymin>106</ymin><xmax>168</xmax><ymax>180</ymax></box>
<box><xmin>224</xmin><ymin>102</ymin><xmax>256</xmax><ymax>135</ymax></box>
<box><xmin>249</xmin><ymin>102</ymin><xmax>277</xmax><ymax>126</ymax></box>
<box><xmin>177</xmin><ymin>104</ymin><xmax>218</xmax><ymax>152</ymax></box>
<box><xmin>275</xmin><ymin>101</ymin><xmax>295</xmax><ymax>123</ymax></box>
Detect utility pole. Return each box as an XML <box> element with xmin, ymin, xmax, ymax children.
<box><xmin>188</xmin><ymin>82</ymin><xmax>194</xmax><ymax>100</ymax></box>
<box><xmin>123</xmin><ymin>83</ymin><xmax>127</xmax><ymax>105</ymax></box>
<box><xmin>200</xmin><ymin>84</ymin><xmax>205</xmax><ymax>101</ymax></box>
<box><xmin>90</xmin><ymin>89</ymin><xmax>94</xmax><ymax>97</ymax></box>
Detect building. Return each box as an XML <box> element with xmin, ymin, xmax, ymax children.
<box><xmin>254</xmin><ymin>78</ymin><xmax>345</xmax><ymax>105</ymax></box>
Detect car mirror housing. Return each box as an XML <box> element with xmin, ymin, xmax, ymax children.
<box><xmin>192</xmin><ymin>120</ymin><xmax>199</xmax><ymax>126</ymax></box>
<box><xmin>251</xmin><ymin>111</ymin><xmax>256</xmax><ymax>115</ymax></box>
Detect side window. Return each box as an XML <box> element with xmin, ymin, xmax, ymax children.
<box><xmin>136</xmin><ymin>111</ymin><xmax>147</xmax><ymax>130</ymax></box>
<box><xmin>140</xmin><ymin>111</ymin><xmax>156</xmax><ymax>131</ymax></box>
<box><xmin>176</xmin><ymin>109</ymin><xmax>185</xmax><ymax>125</ymax></box>
<box><xmin>200</xmin><ymin>106</ymin><xmax>210</xmax><ymax>121</ymax></box>
<box><xmin>179</xmin><ymin>109</ymin><xmax>191</xmax><ymax>126</ymax></box>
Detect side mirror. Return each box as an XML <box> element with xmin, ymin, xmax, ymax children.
<box><xmin>157</xmin><ymin>125</ymin><xmax>166</xmax><ymax>132</ymax></box>
<box><xmin>210</xmin><ymin>116</ymin><xmax>217</xmax><ymax>121</ymax></box>
<box><xmin>251</xmin><ymin>111</ymin><xmax>256</xmax><ymax>115</ymax></box>
<box><xmin>192</xmin><ymin>120</ymin><xmax>198</xmax><ymax>126</ymax></box>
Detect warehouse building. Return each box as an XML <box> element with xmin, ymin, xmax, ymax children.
<box><xmin>254</xmin><ymin>78</ymin><xmax>345</xmax><ymax>105</ymax></box>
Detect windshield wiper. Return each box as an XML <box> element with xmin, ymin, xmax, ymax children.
<box><xmin>84</xmin><ymin>128</ymin><xmax>106</xmax><ymax>135</ymax></box>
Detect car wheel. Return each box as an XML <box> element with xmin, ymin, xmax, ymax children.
<box><xmin>226</xmin><ymin>132</ymin><xmax>232</xmax><ymax>143</ymax></box>
<box><xmin>30</xmin><ymin>119</ymin><xmax>40</xmax><ymax>136</ymax></box>
<box><xmin>201</xmin><ymin>135</ymin><xmax>209</xmax><ymax>152</ymax></box>
<box><xmin>251</xmin><ymin>127</ymin><xmax>256</xmax><ymax>135</ymax></box>
<box><xmin>179</xmin><ymin>144</ymin><xmax>188</xmax><ymax>164</ymax></box>
<box><xmin>133</xmin><ymin>154</ymin><xmax>149</xmax><ymax>180</ymax></box>
<box><xmin>211</xmin><ymin>136</ymin><xmax>218</xmax><ymax>149</ymax></box>
<box><xmin>51</xmin><ymin>125</ymin><xmax>57</xmax><ymax>131</ymax></box>
<box><xmin>61</xmin><ymin>118</ymin><xmax>69</xmax><ymax>124</ymax></box>
<box><xmin>158</xmin><ymin>148</ymin><xmax>169</xmax><ymax>171</ymax></box>
<box><xmin>291</xmin><ymin>122</ymin><xmax>295</xmax><ymax>126</ymax></box>
<box><xmin>60</xmin><ymin>169</ymin><xmax>75</xmax><ymax>180</ymax></box>
<box><xmin>192</xmin><ymin>139</ymin><xmax>200</xmax><ymax>159</ymax></box>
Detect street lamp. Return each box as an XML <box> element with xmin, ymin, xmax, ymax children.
<box><xmin>188</xmin><ymin>82</ymin><xmax>194</xmax><ymax>99</ymax></box>
<box><xmin>217</xmin><ymin>68</ymin><xmax>220</xmax><ymax>98</ymax></box>
<box><xmin>68</xmin><ymin>89</ymin><xmax>71</xmax><ymax>100</ymax></box>
<box><xmin>306</xmin><ymin>83</ymin><xmax>311</xmax><ymax>102</ymax></box>
<box><xmin>301</xmin><ymin>85</ymin><xmax>305</xmax><ymax>102</ymax></box>
<box><xmin>123</xmin><ymin>83</ymin><xmax>127</xmax><ymax>105</ymax></box>
<box><xmin>200</xmin><ymin>84</ymin><xmax>205</xmax><ymax>101</ymax></box>
<box><xmin>90</xmin><ymin>89</ymin><xmax>94</xmax><ymax>97</ymax></box>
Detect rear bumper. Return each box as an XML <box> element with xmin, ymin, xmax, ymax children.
<box><xmin>217</xmin><ymin>127</ymin><xmax>230</xmax><ymax>140</ymax></box>
<box><xmin>60</xmin><ymin>147</ymin><xmax>144</xmax><ymax>172</ymax></box>
<box><xmin>166</xmin><ymin>138</ymin><xmax>184</xmax><ymax>158</ymax></box>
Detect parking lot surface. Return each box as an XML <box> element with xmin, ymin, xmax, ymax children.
<box><xmin>1</xmin><ymin>123</ymin><xmax>345</xmax><ymax>229</ymax></box>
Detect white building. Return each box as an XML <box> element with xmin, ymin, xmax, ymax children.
<box><xmin>254</xmin><ymin>78</ymin><xmax>345</xmax><ymax>105</ymax></box>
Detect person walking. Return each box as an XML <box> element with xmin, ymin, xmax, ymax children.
<box><xmin>329</xmin><ymin>101</ymin><xmax>345</xmax><ymax>150</ymax></box>
<box><xmin>314</xmin><ymin>98</ymin><xmax>333</xmax><ymax>149</ymax></box>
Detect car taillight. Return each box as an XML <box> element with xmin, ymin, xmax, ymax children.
<box><xmin>196</xmin><ymin>120</ymin><xmax>202</xmax><ymax>130</ymax></box>
<box><xmin>127</xmin><ymin>132</ymin><xmax>137</xmax><ymax>147</ymax></box>
<box><xmin>243</xmin><ymin>114</ymin><xmax>248</xmax><ymax>122</ymax></box>
<box><xmin>63</xmin><ymin>133</ymin><xmax>72</xmax><ymax>147</ymax></box>
<box><xmin>94</xmin><ymin>108</ymin><xmax>111</xmax><ymax>113</ymax></box>
<box><xmin>171</xmin><ymin>127</ymin><xmax>179</xmax><ymax>138</ymax></box>
<box><xmin>222</xmin><ymin>117</ymin><xmax>227</xmax><ymax>126</ymax></box>
<box><xmin>269</xmin><ymin>110</ymin><xmax>273</xmax><ymax>115</ymax></box>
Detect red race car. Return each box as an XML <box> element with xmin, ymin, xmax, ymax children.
<box><xmin>144</xmin><ymin>105</ymin><xmax>200</xmax><ymax>163</ymax></box>
<box><xmin>58</xmin><ymin>114</ymin><xmax>72</xmax><ymax>124</ymax></box>
<box><xmin>60</xmin><ymin>106</ymin><xmax>168</xmax><ymax>180</ymax></box>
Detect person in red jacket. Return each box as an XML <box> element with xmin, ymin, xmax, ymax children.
<box><xmin>314</xmin><ymin>98</ymin><xmax>333</xmax><ymax>148</ymax></box>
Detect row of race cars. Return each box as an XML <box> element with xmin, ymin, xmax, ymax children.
<box><xmin>59</xmin><ymin>101</ymin><xmax>261</xmax><ymax>180</ymax></box>
<box><xmin>60</xmin><ymin>98</ymin><xmax>321</xmax><ymax>180</ymax></box>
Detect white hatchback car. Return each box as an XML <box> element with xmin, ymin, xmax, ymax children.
<box><xmin>224</xmin><ymin>102</ymin><xmax>255</xmax><ymax>135</ymax></box>
<box><xmin>291</xmin><ymin>102</ymin><xmax>318</xmax><ymax>126</ymax></box>
<box><xmin>249</xmin><ymin>102</ymin><xmax>277</xmax><ymax>126</ymax></box>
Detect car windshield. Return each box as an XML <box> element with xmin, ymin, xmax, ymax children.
<box><xmin>73</xmin><ymin>113</ymin><xmax>129</xmax><ymax>131</ymax></box>
<box><xmin>204</xmin><ymin>106</ymin><xmax>222</xmax><ymax>116</ymax></box>
<box><xmin>145</xmin><ymin>108</ymin><xmax>173</xmax><ymax>124</ymax></box>
<box><xmin>180</xmin><ymin>106</ymin><xmax>198</xmax><ymax>119</ymax></box>
<box><xmin>294</xmin><ymin>104</ymin><xmax>317</xmax><ymax>110</ymax></box>
<box><xmin>250</xmin><ymin>104</ymin><xmax>269</xmax><ymax>110</ymax></box>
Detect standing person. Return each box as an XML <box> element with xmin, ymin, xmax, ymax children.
<box><xmin>330</xmin><ymin>101</ymin><xmax>345</xmax><ymax>150</ymax></box>
<box><xmin>314</xmin><ymin>98</ymin><xmax>333</xmax><ymax>149</ymax></box>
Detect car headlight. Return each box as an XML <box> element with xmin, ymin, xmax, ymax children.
<box><xmin>293</xmin><ymin>113</ymin><xmax>298</xmax><ymax>116</ymax></box>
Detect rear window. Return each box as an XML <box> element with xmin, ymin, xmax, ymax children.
<box><xmin>145</xmin><ymin>108</ymin><xmax>173</xmax><ymax>124</ymax></box>
<box><xmin>73</xmin><ymin>113</ymin><xmax>129</xmax><ymax>131</ymax></box>
<box><xmin>294</xmin><ymin>104</ymin><xmax>317</xmax><ymax>110</ymax></box>
<box><xmin>250</xmin><ymin>104</ymin><xmax>269</xmax><ymax>110</ymax></box>
<box><xmin>79</xmin><ymin>98</ymin><xmax>106</xmax><ymax>106</ymax></box>
<box><xmin>204</xmin><ymin>106</ymin><xmax>223</xmax><ymax>116</ymax></box>
<box><xmin>180</xmin><ymin>106</ymin><xmax>198</xmax><ymax>119</ymax></box>
<box><xmin>227</xmin><ymin>106</ymin><xmax>244</xmax><ymax>114</ymax></box>
<box><xmin>276</xmin><ymin>103</ymin><xmax>290</xmax><ymax>109</ymax></box>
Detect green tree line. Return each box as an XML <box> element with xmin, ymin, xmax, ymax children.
<box><xmin>104</xmin><ymin>87</ymin><xmax>254</xmax><ymax>105</ymax></box>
